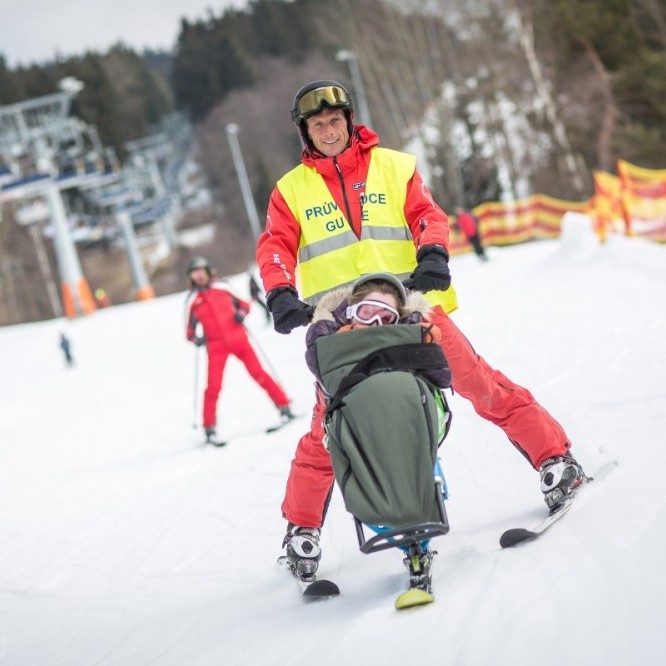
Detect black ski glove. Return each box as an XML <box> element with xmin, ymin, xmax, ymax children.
<box><xmin>192</xmin><ymin>336</ymin><xmax>206</xmax><ymax>347</ymax></box>
<box><xmin>267</xmin><ymin>287</ymin><xmax>315</xmax><ymax>335</ymax></box>
<box><xmin>403</xmin><ymin>245</ymin><xmax>451</xmax><ymax>293</ymax></box>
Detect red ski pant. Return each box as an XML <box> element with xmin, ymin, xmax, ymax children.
<box><xmin>280</xmin><ymin>306</ymin><xmax>570</xmax><ymax>528</ymax></box>
<box><xmin>203</xmin><ymin>339</ymin><xmax>289</xmax><ymax>428</ymax></box>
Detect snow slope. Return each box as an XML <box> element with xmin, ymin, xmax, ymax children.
<box><xmin>1</xmin><ymin>216</ymin><xmax>665</xmax><ymax>665</ymax></box>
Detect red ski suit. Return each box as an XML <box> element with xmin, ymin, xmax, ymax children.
<box><xmin>185</xmin><ymin>283</ymin><xmax>289</xmax><ymax>429</ymax></box>
<box><xmin>457</xmin><ymin>210</ymin><xmax>479</xmax><ymax>238</ymax></box>
<box><xmin>257</xmin><ymin>126</ymin><xmax>570</xmax><ymax>529</ymax></box>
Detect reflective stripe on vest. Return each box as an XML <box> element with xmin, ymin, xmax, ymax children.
<box><xmin>277</xmin><ymin>147</ymin><xmax>457</xmax><ymax>312</ymax></box>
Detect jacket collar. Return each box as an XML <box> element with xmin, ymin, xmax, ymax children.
<box><xmin>301</xmin><ymin>125</ymin><xmax>380</xmax><ymax>175</ymax></box>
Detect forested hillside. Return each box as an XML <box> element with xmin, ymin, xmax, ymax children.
<box><xmin>171</xmin><ymin>0</ymin><xmax>666</xmax><ymax>230</ymax></box>
<box><xmin>2</xmin><ymin>0</ymin><xmax>664</xmax><ymax>214</ymax></box>
<box><xmin>0</xmin><ymin>47</ymin><xmax>173</xmax><ymax>161</ymax></box>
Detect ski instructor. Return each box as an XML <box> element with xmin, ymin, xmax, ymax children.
<box><xmin>256</xmin><ymin>80</ymin><xmax>587</xmax><ymax>574</ymax></box>
<box><xmin>185</xmin><ymin>256</ymin><xmax>294</xmax><ymax>444</ymax></box>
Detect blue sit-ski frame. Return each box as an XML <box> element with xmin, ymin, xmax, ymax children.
<box><xmin>354</xmin><ymin>457</ymin><xmax>450</xmax><ymax>554</ymax></box>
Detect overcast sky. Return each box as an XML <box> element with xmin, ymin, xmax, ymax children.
<box><xmin>1</xmin><ymin>0</ymin><xmax>248</xmax><ymax>68</ymax></box>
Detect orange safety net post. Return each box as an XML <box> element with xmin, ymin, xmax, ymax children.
<box><xmin>592</xmin><ymin>171</ymin><xmax>624</xmax><ymax>243</ymax></box>
<box><xmin>617</xmin><ymin>160</ymin><xmax>666</xmax><ymax>243</ymax></box>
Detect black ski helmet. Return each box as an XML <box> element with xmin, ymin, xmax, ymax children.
<box><xmin>186</xmin><ymin>256</ymin><xmax>211</xmax><ymax>275</ymax></box>
<box><xmin>291</xmin><ymin>80</ymin><xmax>354</xmax><ymax>150</ymax></box>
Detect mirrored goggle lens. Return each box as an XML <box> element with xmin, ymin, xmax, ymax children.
<box><xmin>297</xmin><ymin>85</ymin><xmax>350</xmax><ymax>119</ymax></box>
<box><xmin>346</xmin><ymin>300</ymin><xmax>400</xmax><ymax>326</ymax></box>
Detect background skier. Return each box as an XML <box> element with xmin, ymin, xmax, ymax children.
<box><xmin>454</xmin><ymin>206</ymin><xmax>488</xmax><ymax>261</ymax></box>
<box><xmin>59</xmin><ymin>332</ymin><xmax>74</xmax><ymax>367</ymax></box>
<box><xmin>248</xmin><ymin>273</ymin><xmax>271</xmax><ymax>323</ymax></box>
<box><xmin>185</xmin><ymin>256</ymin><xmax>294</xmax><ymax>444</ymax></box>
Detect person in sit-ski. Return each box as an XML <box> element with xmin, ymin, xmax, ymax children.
<box><xmin>283</xmin><ymin>272</ymin><xmax>450</xmax><ymax>575</ymax></box>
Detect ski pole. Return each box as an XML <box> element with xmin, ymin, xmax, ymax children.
<box><xmin>244</xmin><ymin>324</ymin><xmax>284</xmax><ymax>386</ymax></box>
<box><xmin>192</xmin><ymin>346</ymin><xmax>201</xmax><ymax>429</ymax></box>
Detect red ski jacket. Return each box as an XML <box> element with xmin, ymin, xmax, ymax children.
<box><xmin>457</xmin><ymin>211</ymin><xmax>479</xmax><ymax>238</ymax></box>
<box><xmin>257</xmin><ymin>125</ymin><xmax>451</xmax><ymax>295</ymax></box>
<box><xmin>185</xmin><ymin>283</ymin><xmax>250</xmax><ymax>349</ymax></box>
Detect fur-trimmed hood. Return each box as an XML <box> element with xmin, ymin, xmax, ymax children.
<box><xmin>304</xmin><ymin>285</ymin><xmax>451</xmax><ymax>392</ymax></box>
<box><xmin>311</xmin><ymin>286</ymin><xmax>433</xmax><ymax>325</ymax></box>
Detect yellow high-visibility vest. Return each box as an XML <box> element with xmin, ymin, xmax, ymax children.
<box><xmin>277</xmin><ymin>147</ymin><xmax>457</xmax><ymax>312</ymax></box>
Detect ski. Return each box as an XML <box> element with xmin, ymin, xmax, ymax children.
<box><xmin>499</xmin><ymin>460</ymin><xmax>618</xmax><ymax>548</ymax></box>
<box><xmin>277</xmin><ymin>556</ymin><xmax>340</xmax><ymax>600</ymax></box>
<box><xmin>206</xmin><ymin>438</ymin><xmax>228</xmax><ymax>447</ymax></box>
<box><xmin>265</xmin><ymin>415</ymin><xmax>300</xmax><ymax>434</ymax></box>
<box><xmin>201</xmin><ymin>415</ymin><xmax>300</xmax><ymax>444</ymax></box>
<box><xmin>395</xmin><ymin>587</ymin><xmax>434</xmax><ymax>610</ymax></box>
<box><xmin>300</xmin><ymin>578</ymin><xmax>341</xmax><ymax>599</ymax></box>
<box><xmin>204</xmin><ymin>432</ymin><xmax>228</xmax><ymax>447</ymax></box>
<box><xmin>499</xmin><ymin>501</ymin><xmax>573</xmax><ymax>548</ymax></box>
<box><xmin>265</xmin><ymin>423</ymin><xmax>287</xmax><ymax>434</ymax></box>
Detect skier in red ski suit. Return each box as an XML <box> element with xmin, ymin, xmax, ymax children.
<box><xmin>455</xmin><ymin>206</ymin><xmax>488</xmax><ymax>261</ymax></box>
<box><xmin>256</xmin><ymin>81</ymin><xmax>588</xmax><ymax>572</ymax></box>
<box><xmin>185</xmin><ymin>257</ymin><xmax>293</xmax><ymax>443</ymax></box>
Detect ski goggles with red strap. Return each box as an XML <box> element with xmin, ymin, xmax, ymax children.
<box><xmin>293</xmin><ymin>84</ymin><xmax>352</xmax><ymax>122</ymax></box>
<box><xmin>345</xmin><ymin>300</ymin><xmax>400</xmax><ymax>326</ymax></box>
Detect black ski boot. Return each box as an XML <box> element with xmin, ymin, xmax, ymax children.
<box><xmin>395</xmin><ymin>541</ymin><xmax>437</xmax><ymax>609</ymax></box>
<box><xmin>279</xmin><ymin>405</ymin><xmax>296</xmax><ymax>423</ymax></box>
<box><xmin>402</xmin><ymin>542</ymin><xmax>435</xmax><ymax>594</ymax></box>
<box><xmin>540</xmin><ymin>454</ymin><xmax>589</xmax><ymax>513</ymax></box>
<box><xmin>282</xmin><ymin>525</ymin><xmax>321</xmax><ymax>580</ymax></box>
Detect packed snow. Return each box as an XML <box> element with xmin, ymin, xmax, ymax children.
<box><xmin>1</xmin><ymin>215</ymin><xmax>665</xmax><ymax>665</ymax></box>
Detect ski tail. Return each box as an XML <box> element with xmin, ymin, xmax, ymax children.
<box><xmin>277</xmin><ymin>556</ymin><xmax>340</xmax><ymax>599</ymax></box>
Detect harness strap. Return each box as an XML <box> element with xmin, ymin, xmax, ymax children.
<box><xmin>326</xmin><ymin>343</ymin><xmax>449</xmax><ymax>415</ymax></box>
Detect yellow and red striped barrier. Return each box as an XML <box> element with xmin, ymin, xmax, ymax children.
<box><xmin>449</xmin><ymin>194</ymin><xmax>589</xmax><ymax>255</ymax></box>
<box><xmin>450</xmin><ymin>159</ymin><xmax>666</xmax><ymax>254</ymax></box>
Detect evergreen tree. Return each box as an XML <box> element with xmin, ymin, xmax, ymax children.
<box><xmin>0</xmin><ymin>56</ymin><xmax>25</xmax><ymax>104</ymax></box>
<box><xmin>537</xmin><ymin>0</ymin><xmax>666</xmax><ymax>167</ymax></box>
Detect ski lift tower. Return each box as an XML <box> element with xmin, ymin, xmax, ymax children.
<box><xmin>0</xmin><ymin>78</ymin><xmax>96</xmax><ymax>318</ymax></box>
<box><xmin>85</xmin><ymin>176</ymin><xmax>156</xmax><ymax>302</ymax></box>
<box><xmin>125</xmin><ymin>132</ymin><xmax>180</xmax><ymax>250</ymax></box>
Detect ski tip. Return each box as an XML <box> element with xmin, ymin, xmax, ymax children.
<box><xmin>303</xmin><ymin>579</ymin><xmax>340</xmax><ymax>599</ymax></box>
<box><xmin>266</xmin><ymin>414</ymin><xmax>302</xmax><ymax>434</ymax></box>
<box><xmin>499</xmin><ymin>527</ymin><xmax>537</xmax><ymax>548</ymax></box>
<box><xmin>395</xmin><ymin>588</ymin><xmax>434</xmax><ymax>610</ymax></box>
<box><xmin>207</xmin><ymin>439</ymin><xmax>228</xmax><ymax>447</ymax></box>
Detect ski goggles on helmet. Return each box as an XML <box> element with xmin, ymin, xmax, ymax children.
<box><xmin>345</xmin><ymin>300</ymin><xmax>400</xmax><ymax>326</ymax></box>
<box><xmin>292</xmin><ymin>84</ymin><xmax>351</xmax><ymax>123</ymax></box>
